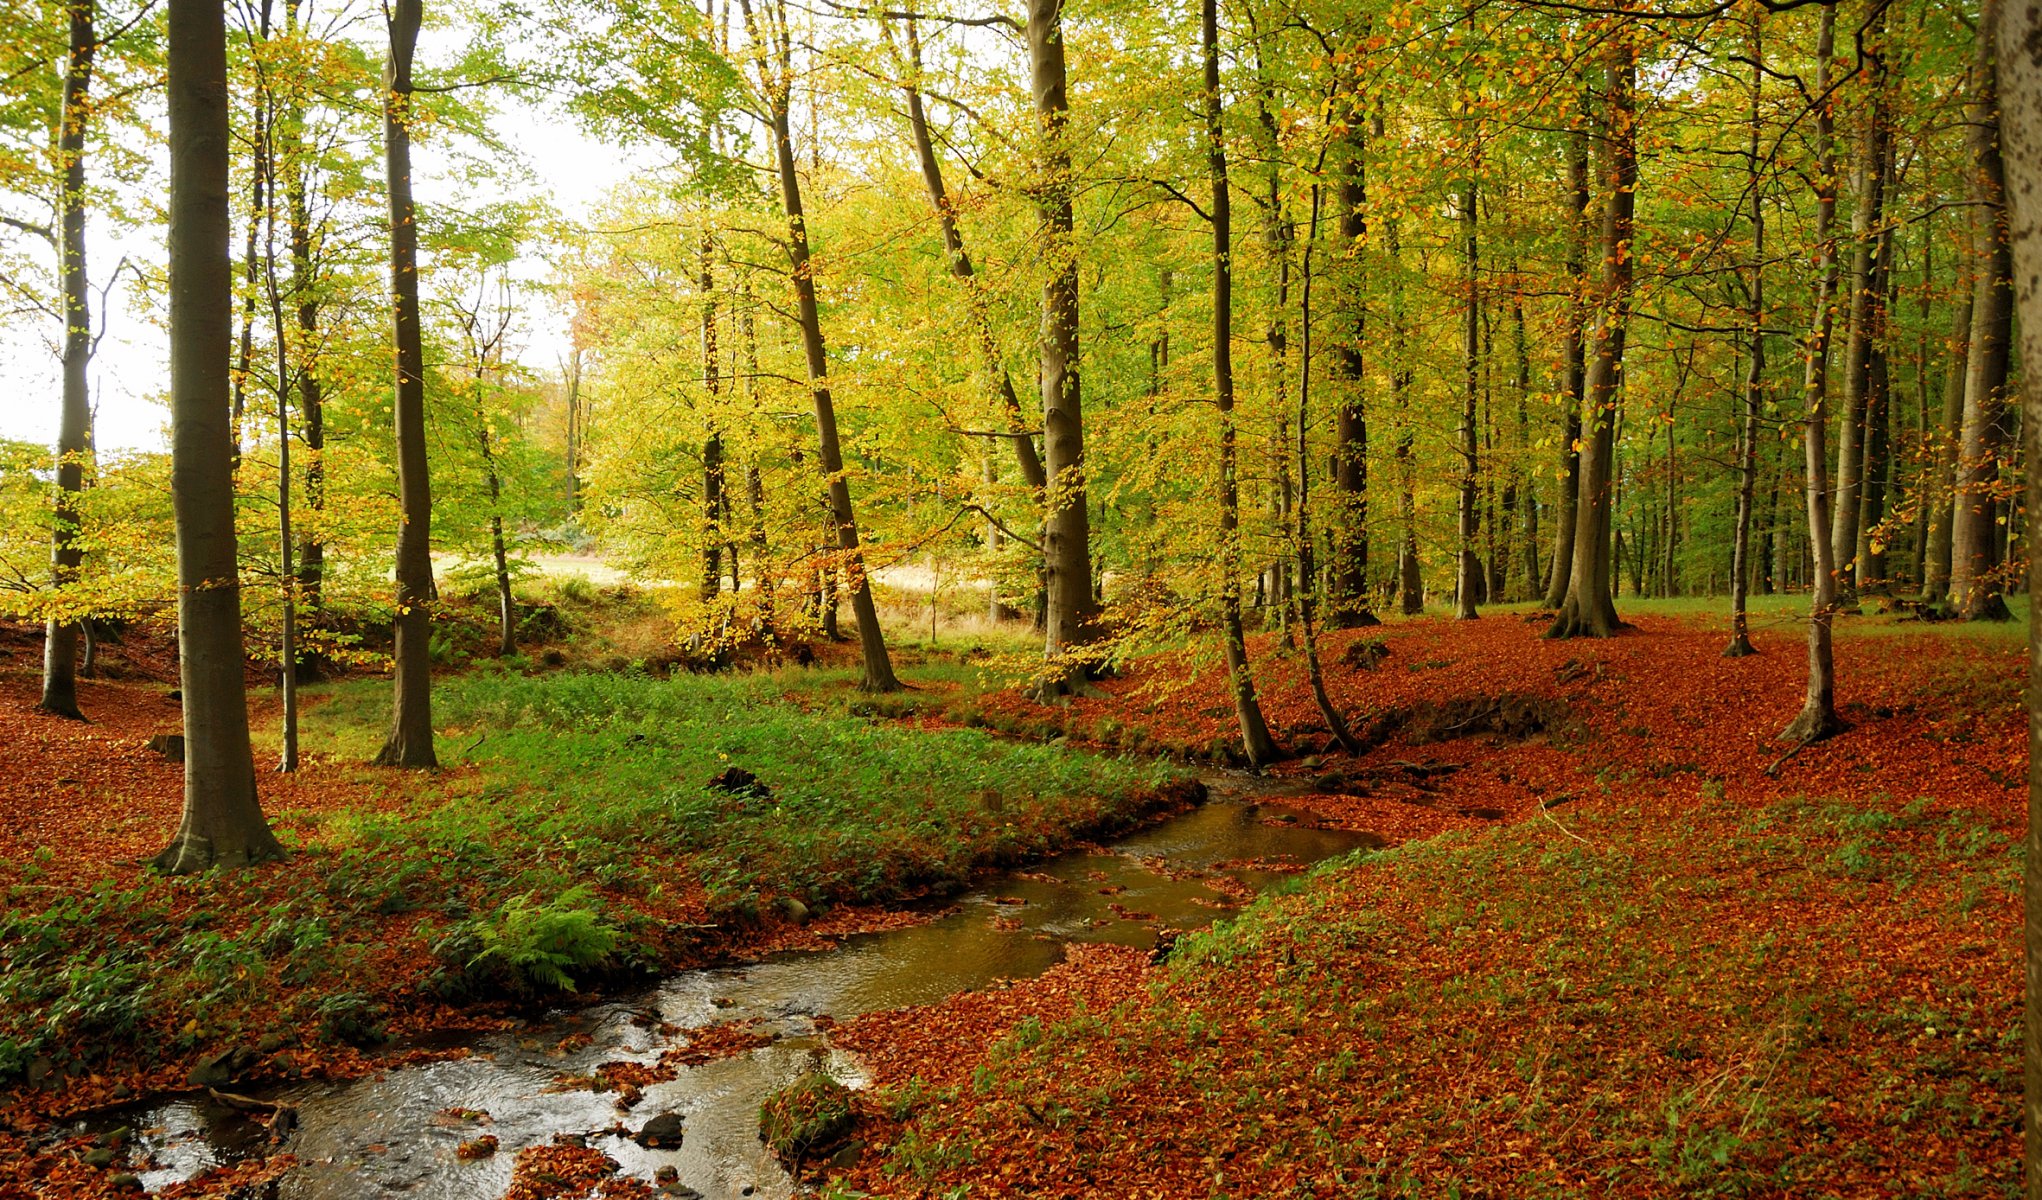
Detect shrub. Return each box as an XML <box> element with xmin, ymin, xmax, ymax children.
<box><xmin>448</xmin><ymin>887</ymin><xmax>620</xmax><ymax>996</ymax></box>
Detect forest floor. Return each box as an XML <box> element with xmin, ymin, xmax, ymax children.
<box><xmin>0</xmin><ymin>615</ymin><xmax>1186</xmax><ymax>1198</ymax></box>
<box><xmin>821</xmin><ymin>607</ymin><xmax>2026</xmax><ymax>1198</ymax></box>
<box><xmin>0</xmin><ymin>600</ymin><xmax>2023</xmax><ymax>1197</ymax></box>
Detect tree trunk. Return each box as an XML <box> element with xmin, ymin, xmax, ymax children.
<box><xmin>1456</xmin><ymin>169</ymin><xmax>1481</xmax><ymax>620</ymax></box>
<box><xmin>374</xmin><ymin>0</ymin><xmax>437</xmax><ymax>767</ymax></box>
<box><xmin>1992</xmin><ymin>4</ymin><xmax>2042</xmax><ymax>1191</ymax></box>
<box><xmin>1782</xmin><ymin>4</ymin><xmax>1845</xmax><ymax>744</ymax></box>
<box><xmin>1543</xmin><ymin>125</ymin><xmax>1590</xmax><ymax>610</ymax></box>
<box><xmin>1371</xmin><ymin>113</ymin><xmax>1420</xmax><ymax>617</ymax></box>
<box><xmin>1028</xmin><ymin>0</ymin><xmax>1099</xmax><ymax>693</ymax></box>
<box><xmin>1546</xmin><ymin>38</ymin><xmax>1634</xmax><ymax>641</ymax></box>
<box><xmin>1203</xmin><ymin>0</ymin><xmax>1277</xmax><ymax>766</ymax></box>
<box><xmin>741</xmin><ymin>0</ymin><xmax>899</xmax><ymax>689</ymax></box>
<box><xmin>1922</xmin><ymin>289</ymin><xmax>1971</xmax><ymax>602</ymax></box>
<box><xmin>1829</xmin><ymin>5</ymin><xmax>1889</xmax><ymax>607</ymax></box>
<box><xmin>1514</xmin><ymin>285</ymin><xmax>1539</xmax><ymax>596</ymax></box>
<box><xmin>284</xmin><ymin>1</ymin><xmax>325</xmax><ymax>628</ymax></box>
<box><xmin>701</xmin><ymin>231</ymin><xmax>723</xmax><ymax>605</ymax></box>
<box><xmin>155</xmin><ymin>0</ymin><xmax>285</xmax><ymax>873</ymax></box>
<box><xmin>895</xmin><ymin>16</ymin><xmax>1046</xmax><ymax>500</ymax></box>
<box><xmin>40</xmin><ymin>0</ymin><xmax>96</xmax><ymax>722</ymax></box>
<box><xmin>1328</xmin><ymin>122</ymin><xmax>1376</xmax><ymax>627</ymax></box>
<box><xmin>1953</xmin><ymin>6</ymin><xmax>2017</xmax><ymax>623</ymax></box>
<box><xmin>1294</xmin><ymin>184</ymin><xmax>1359</xmax><ymax>754</ymax></box>
<box><xmin>1987</xmin><ymin>8</ymin><xmax>2042</xmax><ymax>1192</ymax></box>
<box><xmin>1726</xmin><ymin>23</ymin><xmax>1764</xmax><ymax>658</ymax></box>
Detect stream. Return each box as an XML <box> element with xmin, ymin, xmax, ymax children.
<box><xmin>93</xmin><ymin>778</ymin><xmax>1378</xmax><ymax>1199</ymax></box>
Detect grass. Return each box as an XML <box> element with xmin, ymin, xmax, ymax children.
<box><xmin>843</xmin><ymin>793</ymin><xmax>2021</xmax><ymax>1197</ymax></box>
<box><xmin>0</xmin><ymin>663</ymin><xmax>1180</xmax><ymax>1089</ymax></box>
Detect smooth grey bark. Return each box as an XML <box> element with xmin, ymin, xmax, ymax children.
<box><xmin>155</xmin><ymin>0</ymin><xmax>285</xmax><ymax>873</ymax></box>
<box><xmin>1513</xmin><ymin>286</ymin><xmax>1540</xmax><ymax>596</ymax></box>
<box><xmin>1953</xmin><ymin>2</ymin><xmax>2017</xmax><ymax>623</ymax></box>
<box><xmin>1726</xmin><ymin>22</ymin><xmax>1764</xmax><ymax>658</ymax></box>
<box><xmin>1542</xmin><ymin>125</ymin><xmax>1590</xmax><ymax>610</ymax></box>
<box><xmin>374</xmin><ymin>0</ymin><xmax>437</xmax><ymax>766</ymax></box>
<box><xmin>739</xmin><ymin>0</ymin><xmax>899</xmax><ymax>690</ymax></box>
<box><xmin>1988</xmin><ymin>8</ymin><xmax>2042</xmax><ymax>1194</ymax></box>
<box><xmin>1202</xmin><ymin>0</ymin><xmax>1276</xmax><ymax>766</ymax></box>
<box><xmin>1921</xmin><ymin>289</ymin><xmax>1972</xmax><ymax>601</ymax></box>
<box><xmin>1028</xmin><ymin>0</ymin><xmax>1098</xmax><ymax>693</ymax></box>
<box><xmin>1547</xmin><ymin>38</ymin><xmax>1634</xmax><ymax>641</ymax></box>
<box><xmin>1830</xmin><ymin>3</ymin><xmax>1890</xmax><ymax>604</ymax></box>
<box><xmin>1782</xmin><ymin>3</ymin><xmax>1845</xmax><ymax>745</ymax></box>
<box><xmin>40</xmin><ymin>0</ymin><xmax>95</xmax><ymax>721</ymax></box>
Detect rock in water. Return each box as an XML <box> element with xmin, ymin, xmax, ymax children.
<box><xmin>635</xmin><ymin>1111</ymin><xmax>685</xmax><ymax>1148</ymax></box>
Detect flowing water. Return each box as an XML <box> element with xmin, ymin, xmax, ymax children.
<box><xmin>93</xmin><ymin>780</ymin><xmax>1377</xmax><ymax>1199</ymax></box>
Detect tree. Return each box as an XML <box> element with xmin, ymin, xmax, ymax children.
<box><xmin>1029</xmin><ymin>0</ymin><xmax>1099</xmax><ymax>696</ymax></box>
<box><xmin>1202</xmin><ymin>0</ymin><xmax>1276</xmax><ymax>766</ymax></box>
<box><xmin>1547</xmin><ymin>28</ymin><xmax>1635</xmax><ymax>642</ymax></box>
<box><xmin>737</xmin><ymin>0</ymin><xmax>900</xmax><ymax>691</ymax></box>
<box><xmin>1950</xmin><ymin>4</ymin><xmax>2016</xmax><ymax>623</ymax></box>
<box><xmin>1724</xmin><ymin>16</ymin><xmax>1764</xmax><ymax>659</ymax></box>
<box><xmin>1989</xmin><ymin>7</ymin><xmax>2042</xmax><ymax>1192</ymax></box>
<box><xmin>1781</xmin><ymin>1</ymin><xmax>1845</xmax><ymax>746</ymax></box>
<box><xmin>374</xmin><ymin>0</ymin><xmax>438</xmax><ymax>767</ymax></box>
<box><xmin>154</xmin><ymin>0</ymin><xmax>286</xmax><ymax>873</ymax></box>
<box><xmin>1541</xmin><ymin>124</ymin><xmax>1590</xmax><ymax>612</ymax></box>
<box><xmin>38</xmin><ymin>0</ymin><xmax>95</xmax><ymax>720</ymax></box>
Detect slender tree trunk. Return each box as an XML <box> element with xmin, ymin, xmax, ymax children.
<box><xmin>701</xmin><ymin>231</ymin><xmax>724</xmax><ymax>605</ymax></box>
<box><xmin>40</xmin><ymin>0</ymin><xmax>96</xmax><ymax>722</ymax></box>
<box><xmin>284</xmin><ymin>4</ymin><xmax>325</xmax><ymax>628</ymax></box>
<box><xmin>1726</xmin><ymin>23</ymin><xmax>1764</xmax><ymax>658</ymax></box>
<box><xmin>472</xmin><ymin>372</ymin><xmax>515</xmax><ymax>657</ymax></box>
<box><xmin>1543</xmin><ymin>125</ymin><xmax>1590</xmax><ymax>610</ymax></box>
<box><xmin>1547</xmin><ymin>37</ymin><xmax>1634</xmax><ymax>640</ymax></box>
<box><xmin>155</xmin><ymin>0</ymin><xmax>285</xmax><ymax>872</ymax></box>
<box><xmin>1203</xmin><ymin>0</ymin><xmax>1276</xmax><ymax>765</ymax></box>
<box><xmin>1513</xmin><ymin>284</ymin><xmax>1539</xmax><ymax>595</ymax></box>
<box><xmin>1953</xmin><ymin>4</ymin><xmax>2017</xmax><ymax>622</ymax></box>
<box><xmin>1829</xmin><ymin>6</ymin><xmax>1889</xmax><ymax>606</ymax></box>
<box><xmin>894</xmin><ymin>16</ymin><xmax>1046</xmax><ymax>499</ymax></box>
<box><xmin>1987</xmin><ymin>10</ymin><xmax>2042</xmax><ymax>1193</ymax></box>
<box><xmin>741</xmin><ymin>0</ymin><xmax>899</xmax><ymax>688</ymax></box>
<box><xmin>1028</xmin><ymin>0</ymin><xmax>1098</xmax><ymax>693</ymax></box>
<box><xmin>1295</xmin><ymin>185</ymin><xmax>1359</xmax><ymax>753</ymax></box>
<box><xmin>374</xmin><ymin>0</ymin><xmax>437</xmax><ymax>767</ymax></box>
<box><xmin>1782</xmin><ymin>3</ymin><xmax>1845</xmax><ymax>744</ymax></box>
<box><xmin>1923</xmin><ymin>287</ymin><xmax>1972</xmax><ymax>601</ymax></box>
<box><xmin>739</xmin><ymin>279</ymin><xmax>775</xmax><ymax>629</ymax></box>
<box><xmin>1329</xmin><ymin>122</ymin><xmax>1376</xmax><ymax>627</ymax></box>
<box><xmin>1371</xmin><ymin>113</ymin><xmax>1420</xmax><ymax>617</ymax></box>
<box><xmin>1456</xmin><ymin>168</ymin><xmax>1481</xmax><ymax>620</ymax></box>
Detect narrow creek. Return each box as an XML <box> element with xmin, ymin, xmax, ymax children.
<box><xmin>96</xmin><ymin>776</ymin><xmax>1378</xmax><ymax>1199</ymax></box>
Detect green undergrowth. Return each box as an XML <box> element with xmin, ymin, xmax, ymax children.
<box><xmin>0</xmin><ymin>664</ymin><xmax>1177</xmax><ymax>1090</ymax></box>
<box><xmin>854</xmin><ymin>795</ymin><xmax>2021</xmax><ymax>1197</ymax></box>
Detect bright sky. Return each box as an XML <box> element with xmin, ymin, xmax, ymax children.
<box><xmin>0</xmin><ymin>86</ymin><xmax>639</xmax><ymax>454</ymax></box>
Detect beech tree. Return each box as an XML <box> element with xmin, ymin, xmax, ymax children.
<box><xmin>374</xmin><ymin>0</ymin><xmax>437</xmax><ymax>767</ymax></box>
<box><xmin>154</xmin><ymin>0</ymin><xmax>285</xmax><ymax>873</ymax></box>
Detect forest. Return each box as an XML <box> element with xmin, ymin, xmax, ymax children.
<box><xmin>2</xmin><ymin>0</ymin><xmax>2042</xmax><ymax>1195</ymax></box>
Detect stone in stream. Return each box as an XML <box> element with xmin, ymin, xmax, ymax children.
<box><xmin>635</xmin><ymin>1111</ymin><xmax>685</xmax><ymax>1148</ymax></box>
<box><xmin>187</xmin><ymin>1046</ymin><xmax>255</xmax><ymax>1088</ymax></box>
<box><xmin>774</xmin><ymin>896</ymin><xmax>810</xmax><ymax>925</ymax></box>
